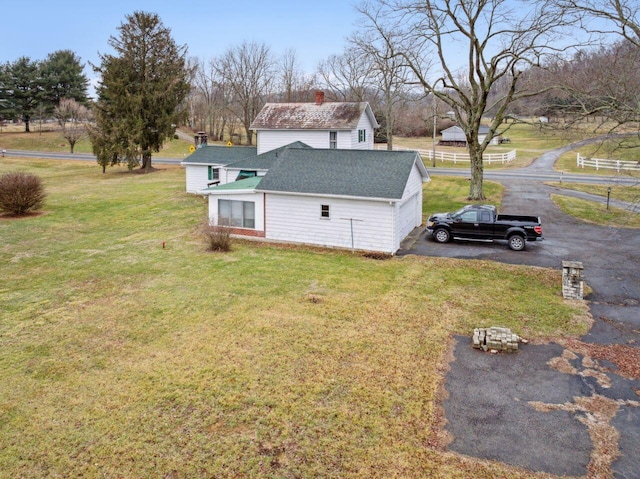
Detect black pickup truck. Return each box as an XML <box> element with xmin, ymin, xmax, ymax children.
<box><xmin>426</xmin><ymin>205</ymin><xmax>543</xmax><ymax>251</ymax></box>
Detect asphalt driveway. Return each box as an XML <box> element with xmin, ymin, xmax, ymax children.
<box><xmin>399</xmin><ymin>153</ymin><xmax>640</xmax><ymax>477</ymax></box>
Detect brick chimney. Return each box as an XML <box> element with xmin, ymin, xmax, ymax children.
<box><xmin>315</xmin><ymin>91</ymin><xmax>324</xmax><ymax>105</ymax></box>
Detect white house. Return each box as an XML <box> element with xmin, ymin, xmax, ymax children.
<box><xmin>249</xmin><ymin>91</ymin><xmax>379</xmax><ymax>154</ymax></box>
<box><xmin>182</xmin><ymin>93</ymin><xmax>378</xmax><ymax>193</ymax></box>
<box><xmin>203</xmin><ymin>148</ymin><xmax>430</xmax><ymax>254</ymax></box>
<box><xmin>181</xmin><ymin>145</ymin><xmax>256</xmax><ymax>193</ymax></box>
<box><xmin>440</xmin><ymin>125</ymin><xmax>500</xmax><ymax>145</ymax></box>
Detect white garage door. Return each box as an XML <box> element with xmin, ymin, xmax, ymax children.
<box><xmin>398</xmin><ymin>193</ymin><xmax>419</xmax><ymax>239</ymax></box>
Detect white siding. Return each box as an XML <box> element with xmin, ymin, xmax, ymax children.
<box><xmin>265</xmin><ymin>194</ymin><xmax>396</xmax><ymax>253</ymax></box>
<box><xmin>185</xmin><ymin>165</ymin><xmax>211</xmax><ymax>193</ymax></box>
<box><xmin>257</xmin><ymin>130</ymin><xmax>325</xmax><ymax>153</ymax></box>
<box><xmin>256</xmin><ymin>129</ymin><xmax>353</xmax><ymax>153</ymax></box>
<box><xmin>220</xmin><ymin>168</ymin><xmax>267</xmax><ymax>185</ymax></box>
<box><xmin>208</xmin><ymin>192</ymin><xmax>265</xmax><ymax>232</ymax></box>
<box><xmin>349</xmin><ymin>113</ymin><xmax>375</xmax><ymax>150</ymax></box>
<box><xmin>398</xmin><ymin>195</ymin><xmax>418</xmax><ymax>241</ymax></box>
<box><xmin>442</xmin><ymin>127</ymin><xmax>466</xmax><ymax>142</ymax></box>
<box><xmin>392</xmin><ymin>163</ymin><xmax>425</xmax><ymax>251</ymax></box>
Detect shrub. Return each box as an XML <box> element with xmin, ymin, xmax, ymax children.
<box><xmin>0</xmin><ymin>172</ymin><xmax>46</xmax><ymax>215</ymax></box>
<box><xmin>203</xmin><ymin>223</ymin><xmax>232</xmax><ymax>252</ymax></box>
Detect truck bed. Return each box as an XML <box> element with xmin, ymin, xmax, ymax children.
<box><xmin>496</xmin><ymin>214</ymin><xmax>540</xmax><ymax>224</ymax></box>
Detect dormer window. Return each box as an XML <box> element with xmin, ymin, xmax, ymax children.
<box><xmin>329</xmin><ymin>131</ymin><xmax>337</xmax><ymax>149</ymax></box>
<box><xmin>358</xmin><ymin>129</ymin><xmax>366</xmax><ymax>143</ymax></box>
<box><xmin>236</xmin><ymin>170</ymin><xmax>257</xmax><ymax>181</ymax></box>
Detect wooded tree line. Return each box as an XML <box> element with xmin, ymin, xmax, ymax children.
<box><xmin>1</xmin><ymin>2</ymin><xmax>638</xmax><ymax>195</ymax></box>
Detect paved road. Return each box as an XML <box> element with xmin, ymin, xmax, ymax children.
<box><xmin>1</xmin><ymin>149</ymin><xmax>183</xmax><ymax>164</ymax></box>
<box><xmin>400</xmin><ymin>145</ymin><xmax>640</xmax><ymax>477</ymax></box>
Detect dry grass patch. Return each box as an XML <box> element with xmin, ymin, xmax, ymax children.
<box><xmin>559</xmin><ymin>339</ymin><xmax>640</xmax><ymax>380</ymax></box>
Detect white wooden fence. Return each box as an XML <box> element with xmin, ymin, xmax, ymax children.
<box><xmin>577</xmin><ymin>154</ymin><xmax>640</xmax><ymax>172</ymax></box>
<box><xmin>376</xmin><ymin>145</ymin><xmax>517</xmax><ymax>164</ymax></box>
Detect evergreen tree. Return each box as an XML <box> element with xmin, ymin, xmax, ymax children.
<box><xmin>42</xmin><ymin>50</ymin><xmax>89</xmax><ymax>106</ymax></box>
<box><xmin>0</xmin><ymin>57</ymin><xmax>44</xmax><ymax>132</ymax></box>
<box><xmin>91</xmin><ymin>11</ymin><xmax>190</xmax><ymax>171</ymax></box>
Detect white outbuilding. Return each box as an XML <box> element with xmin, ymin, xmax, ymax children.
<box><xmin>440</xmin><ymin>125</ymin><xmax>500</xmax><ymax>145</ymax></box>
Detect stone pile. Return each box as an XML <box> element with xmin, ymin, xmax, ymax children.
<box><xmin>472</xmin><ymin>327</ymin><xmax>525</xmax><ymax>353</ymax></box>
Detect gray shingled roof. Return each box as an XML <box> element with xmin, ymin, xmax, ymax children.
<box><xmin>225</xmin><ymin>142</ymin><xmax>311</xmax><ymax>170</ymax></box>
<box><xmin>442</xmin><ymin>125</ymin><xmax>490</xmax><ymax>134</ymax></box>
<box><xmin>180</xmin><ymin>145</ymin><xmax>257</xmax><ymax>165</ymax></box>
<box><xmin>256</xmin><ymin>149</ymin><xmax>426</xmax><ymax>200</ymax></box>
<box><xmin>250</xmin><ymin>102</ymin><xmax>378</xmax><ymax>130</ymax></box>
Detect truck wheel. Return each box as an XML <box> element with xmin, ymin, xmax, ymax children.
<box><xmin>434</xmin><ymin>228</ymin><xmax>451</xmax><ymax>243</ymax></box>
<box><xmin>508</xmin><ymin>234</ymin><xmax>525</xmax><ymax>251</ymax></box>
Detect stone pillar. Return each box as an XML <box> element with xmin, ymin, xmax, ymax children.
<box><xmin>562</xmin><ymin>261</ymin><xmax>584</xmax><ymax>299</ymax></box>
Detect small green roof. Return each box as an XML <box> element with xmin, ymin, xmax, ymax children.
<box><xmin>181</xmin><ymin>145</ymin><xmax>257</xmax><ymax>165</ymax></box>
<box><xmin>201</xmin><ymin>176</ymin><xmax>262</xmax><ymax>193</ymax></box>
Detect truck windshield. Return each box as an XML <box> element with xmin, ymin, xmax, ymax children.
<box><xmin>452</xmin><ymin>207</ymin><xmax>468</xmax><ymax>218</ymax></box>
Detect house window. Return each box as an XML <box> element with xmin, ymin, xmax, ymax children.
<box><xmin>236</xmin><ymin>170</ymin><xmax>257</xmax><ymax>181</ymax></box>
<box><xmin>321</xmin><ymin>204</ymin><xmax>330</xmax><ymax>218</ymax></box>
<box><xmin>329</xmin><ymin>131</ymin><xmax>337</xmax><ymax>149</ymax></box>
<box><xmin>219</xmin><ymin>199</ymin><xmax>255</xmax><ymax>229</ymax></box>
<box><xmin>208</xmin><ymin>166</ymin><xmax>219</xmax><ymax>181</ymax></box>
<box><xmin>358</xmin><ymin>129</ymin><xmax>366</xmax><ymax>143</ymax></box>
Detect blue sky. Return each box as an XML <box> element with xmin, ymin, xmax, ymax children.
<box><xmin>2</xmin><ymin>0</ymin><xmax>360</xmax><ymax>83</ymax></box>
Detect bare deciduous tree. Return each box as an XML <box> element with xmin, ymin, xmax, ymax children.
<box><xmin>359</xmin><ymin>0</ymin><xmax>574</xmax><ymax>200</ymax></box>
<box><xmin>278</xmin><ymin>49</ymin><xmax>317</xmax><ymax>103</ymax></box>
<box><xmin>557</xmin><ymin>0</ymin><xmax>640</xmax><ymax>46</ymax></box>
<box><xmin>215</xmin><ymin>41</ymin><xmax>276</xmax><ymax>146</ymax></box>
<box><xmin>549</xmin><ymin>1</ymin><xmax>640</xmax><ymax>148</ymax></box>
<box><xmin>316</xmin><ymin>46</ymin><xmax>378</xmax><ymax>102</ymax></box>
<box><xmin>351</xmin><ymin>32</ymin><xmax>414</xmax><ymax>150</ymax></box>
<box><xmin>54</xmin><ymin>98</ymin><xmax>91</xmax><ymax>153</ymax></box>
<box><xmin>190</xmin><ymin>57</ymin><xmax>236</xmax><ymax>141</ymax></box>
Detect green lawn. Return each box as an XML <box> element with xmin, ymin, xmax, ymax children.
<box><xmin>551</xmin><ymin>194</ymin><xmax>640</xmax><ymax>228</ymax></box>
<box><xmin>422</xmin><ymin>175</ymin><xmax>504</xmax><ymax>219</ymax></box>
<box><xmin>0</xmin><ymin>158</ymin><xmax>590</xmax><ymax>478</ymax></box>
<box><xmin>546</xmin><ymin>182</ymin><xmax>640</xmax><ymax>228</ymax></box>
<box><xmin>0</xmin><ymin>128</ymin><xmax>192</xmax><ymax>158</ymax></box>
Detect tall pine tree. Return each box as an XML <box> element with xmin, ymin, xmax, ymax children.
<box><xmin>0</xmin><ymin>57</ymin><xmax>44</xmax><ymax>132</ymax></box>
<box><xmin>91</xmin><ymin>11</ymin><xmax>190</xmax><ymax>171</ymax></box>
<box><xmin>42</xmin><ymin>50</ymin><xmax>89</xmax><ymax>106</ymax></box>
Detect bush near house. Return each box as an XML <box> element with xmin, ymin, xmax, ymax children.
<box><xmin>203</xmin><ymin>222</ymin><xmax>232</xmax><ymax>251</ymax></box>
